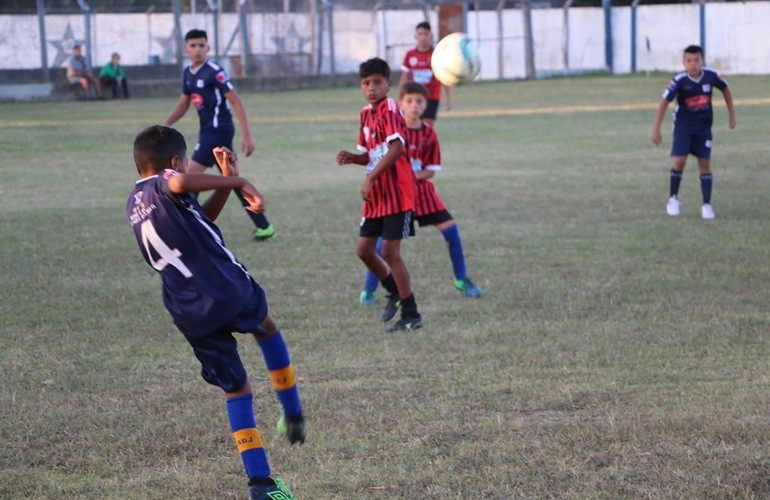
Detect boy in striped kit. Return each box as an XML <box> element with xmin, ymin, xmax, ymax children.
<box><xmin>359</xmin><ymin>82</ymin><xmax>482</xmax><ymax>305</ymax></box>
<box><xmin>336</xmin><ymin>58</ymin><xmax>423</xmax><ymax>332</ymax></box>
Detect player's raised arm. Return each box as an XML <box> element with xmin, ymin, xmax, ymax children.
<box><xmin>336</xmin><ymin>150</ymin><xmax>369</xmax><ymax>166</ymax></box>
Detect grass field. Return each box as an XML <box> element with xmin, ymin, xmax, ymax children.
<box><xmin>2</xmin><ymin>74</ymin><xmax>770</xmax><ymax>499</ymax></box>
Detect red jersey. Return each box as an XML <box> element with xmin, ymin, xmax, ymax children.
<box><xmin>404</xmin><ymin>124</ymin><xmax>446</xmax><ymax>217</ymax></box>
<box><xmin>401</xmin><ymin>47</ymin><xmax>441</xmax><ymax>101</ymax></box>
<box><xmin>356</xmin><ymin>98</ymin><xmax>416</xmax><ymax>218</ymax></box>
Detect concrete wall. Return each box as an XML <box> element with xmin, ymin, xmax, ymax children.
<box><xmin>1</xmin><ymin>3</ymin><xmax>769</xmax><ymax>80</ymax></box>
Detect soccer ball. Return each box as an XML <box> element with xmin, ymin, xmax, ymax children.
<box><xmin>431</xmin><ymin>32</ymin><xmax>481</xmax><ymax>87</ymax></box>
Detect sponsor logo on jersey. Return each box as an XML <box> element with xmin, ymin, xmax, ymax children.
<box><xmin>684</xmin><ymin>94</ymin><xmax>710</xmax><ymax>109</ymax></box>
<box><xmin>163</xmin><ymin>169</ymin><xmax>177</xmax><ymax>180</ymax></box>
<box><xmin>191</xmin><ymin>93</ymin><xmax>204</xmax><ymax>107</ymax></box>
<box><xmin>216</xmin><ymin>71</ymin><xmax>227</xmax><ymax>83</ymax></box>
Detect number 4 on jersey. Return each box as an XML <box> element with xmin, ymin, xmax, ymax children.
<box><xmin>140</xmin><ymin>220</ymin><xmax>193</xmax><ymax>278</ymax></box>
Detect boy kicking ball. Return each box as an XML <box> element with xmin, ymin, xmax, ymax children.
<box><xmin>127</xmin><ymin>126</ymin><xmax>303</xmax><ymax>500</ymax></box>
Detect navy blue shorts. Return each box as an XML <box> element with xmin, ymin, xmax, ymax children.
<box><xmin>360</xmin><ymin>211</ymin><xmax>415</xmax><ymax>240</ymax></box>
<box><xmin>671</xmin><ymin>129</ymin><xmax>712</xmax><ymax>159</ymax></box>
<box><xmin>415</xmin><ymin>209</ymin><xmax>453</xmax><ymax>228</ymax></box>
<box><xmin>192</xmin><ymin>128</ymin><xmax>235</xmax><ymax>168</ymax></box>
<box><xmin>184</xmin><ymin>279</ymin><xmax>268</xmax><ymax>393</ymax></box>
<box><xmin>422</xmin><ymin>99</ymin><xmax>440</xmax><ymax>120</ymax></box>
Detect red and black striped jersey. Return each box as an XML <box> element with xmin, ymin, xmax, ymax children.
<box><xmin>405</xmin><ymin>124</ymin><xmax>446</xmax><ymax>217</ymax></box>
<box><xmin>356</xmin><ymin>98</ymin><xmax>416</xmax><ymax>218</ymax></box>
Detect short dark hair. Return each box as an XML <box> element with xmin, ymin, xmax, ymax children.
<box><xmin>359</xmin><ymin>58</ymin><xmax>390</xmax><ymax>80</ymax></box>
<box><xmin>133</xmin><ymin>125</ymin><xmax>187</xmax><ymax>175</ymax></box>
<box><xmin>416</xmin><ymin>21</ymin><xmax>431</xmax><ymax>32</ymax></box>
<box><xmin>684</xmin><ymin>45</ymin><xmax>703</xmax><ymax>57</ymax></box>
<box><xmin>400</xmin><ymin>81</ymin><xmax>428</xmax><ymax>99</ymax></box>
<box><xmin>185</xmin><ymin>29</ymin><xmax>208</xmax><ymax>41</ymax></box>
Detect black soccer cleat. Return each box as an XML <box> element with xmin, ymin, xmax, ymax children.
<box><xmin>386</xmin><ymin>315</ymin><xmax>423</xmax><ymax>332</ymax></box>
<box><xmin>278</xmin><ymin>414</ymin><xmax>305</xmax><ymax>445</ymax></box>
<box><xmin>380</xmin><ymin>294</ymin><xmax>401</xmax><ymax>322</ymax></box>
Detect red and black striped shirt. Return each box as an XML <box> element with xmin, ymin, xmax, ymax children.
<box><xmin>356</xmin><ymin>98</ymin><xmax>416</xmax><ymax>218</ymax></box>
<box><xmin>404</xmin><ymin>123</ymin><xmax>446</xmax><ymax>217</ymax></box>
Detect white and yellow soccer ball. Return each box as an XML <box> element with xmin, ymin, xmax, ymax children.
<box><xmin>430</xmin><ymin>32</ymin><xmax>481</xmax><ymax>87</ymax></box>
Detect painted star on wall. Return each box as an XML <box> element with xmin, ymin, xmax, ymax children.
<box><xmin>48</xmin><ymin>23</ymin><xmax>83</xmax><ymax>68</ymax></box>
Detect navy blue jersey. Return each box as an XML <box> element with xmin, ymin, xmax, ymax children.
<box><xmin>662</xmin><ymin>68</ymin><xmax>728</xmax><ymax>134</ymax></box>
<box><xmin>182</xmin><ymin>60</ymin><xmax>235</xmax><ymax>132</ymax></box>
<box><xmin>126</xmin><ymin>170</ymin><xmax>253</xmax><ymax>337</ymax></box>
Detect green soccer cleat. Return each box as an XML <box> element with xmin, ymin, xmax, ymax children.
<box><xmin>359</xmin><ymin>289</ymin><xmax>377</xmax><ymax>306</ymax></box>
<box><xmin>252</xmin><ymin>224</ymin><xmax>276</xmax><ymax>241</ymax></box>
<box><xmin>386</xmin><ymin>315</ymin><xmax>423</xmax><ymax>332</ymax></box>
<box><xmin>248</xmin><ymin>477</ymin><xmax>298</xmax><ymax>500</ymax></box>
<box><xmin>454</xmin><ymin>277</ymin><xmax>483</xmax><ymax>298</ymax></box>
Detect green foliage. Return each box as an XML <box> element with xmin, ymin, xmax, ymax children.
<box><xmin>2</xmin><ymin>76</ymin><xmax>770</xmax><ymax>498</ymax></box>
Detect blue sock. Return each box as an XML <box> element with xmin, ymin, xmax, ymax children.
<box><xmin>257</xmin><ymin>331</ymin><xmax>303</xmax><ymax>418</ymax></box>
<box><xmin>440</xmin><ymin>224</ymin><xmax>467</xmax><ymax>281</ymax></box>
<box><xmin>670</xmin><ymin>169</ymin><xmax>683</xmax><ymax>197</ymax></box>
<box><xmin>363</xmin><ymin>238</ymin><xmax>384</xmax><ymax>292</ymax></box>
<box><xmin>226</xmin><ymin>394</ymin><xmax>271</xmax><ymax>479</ymax></box>
<box><xmin>700</xmin><ymin>173</ymin><xmax>713</xmax><ymax>204</ymax></box>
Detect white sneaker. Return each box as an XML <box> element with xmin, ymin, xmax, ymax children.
<box><xmin>701</xmin><ymin>203</ymin><xmax>715</xmax><ymax>220</ymax></box>
<box><xmin>666</xmin><ymin>196</ymin><xmax>680</xmax><ymax>216</ymax></box>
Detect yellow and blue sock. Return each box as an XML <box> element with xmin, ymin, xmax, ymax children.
<box><xmin>441</xmin><ymin>224</ymin><xmax>467</xmax><ymax>281</ymax></box>
<box><xmin>258</xmin><ymin>331</ymin><xmax>303</xmax><ymax>418</ymax></box>
<box><xmin>226</xmin><ymin>394</ymin><xmax>271</xmax><ymax>479</ymax></box>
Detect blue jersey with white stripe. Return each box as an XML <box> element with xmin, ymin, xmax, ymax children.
<box><xmin>127</xmin><ymin>170</ymin><xmax>253</xmax><ymax>337</ymax></box>
<box><xmin>182</xmin><ymin>59</ymin><xmax>235</xmax><ymax>132</ymax></box>
<box><xmin>662</xmin><ymin>68</ymin><xmax>728</xmax><ymax>134</ymax></box>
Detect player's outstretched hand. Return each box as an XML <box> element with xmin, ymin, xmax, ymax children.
<box><xmin>651</xmin><ymin>130</ymin><xmax>662</xmax><ymax>146</ymax></box>
<box><xmin>240</xmin><ymin>179</ymin><xmax>265</xmax><ymax>214</ymax></box>
<box><xmin>242</xmin><ymin>137</ymin><xmax>255</xmax><ymax>157</ymax></box>
<box><xmin>336</xmin><ymin>150</ymin><xmax>354</xmax><ymax>165</ymax></box>
<box><xmin>213</xmin><ymin>146</ymin><xmax>240</xmax><ymax>176</ymax></box>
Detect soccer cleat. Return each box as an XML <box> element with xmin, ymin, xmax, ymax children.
<box><xmin>248</xmin><ymin>477</ymin><xmax>297</xmax><ymax>500</ymax></box>
<box><xmin>666</xmin><ymin>196</ymin><xmax>680</xmax><ymax>216</ymax></box>
<box><xmin>454</xmin><ymin>277</ymin><xmax>483</xmax><ymax>298</ymax></box>
<box><xmin>386</xmin><ymin>315</ymin><xmax>423</xmax><ymax>332</ymax></box>
<box><xmin>252</xmin><ymin>224</ymin><xmax>276</xmax><ymax>241</ymax></box>
<box><xmin>380</xmin><ymin>294</ymin><xmax>401</xmax><ymax>322</ymax></box>
<box><xmin>359</xmin><ymin>289</ymin><xmax>377</xmax><ymax>306</ymax></box>
<box><xmin>701</xmin><ymin>203</ymin><xmax>715</xmax><ymax>220</ymax></box>
<box><xmin>277</xmin><ymin>414</ymin><xmax>306</xmax><ymax>445</ymax></box>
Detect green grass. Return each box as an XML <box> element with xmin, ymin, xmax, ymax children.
<box><xmin>2</xmin><ymin>75</ymin><xmax>770</xmax><ymax>499</ymax></box>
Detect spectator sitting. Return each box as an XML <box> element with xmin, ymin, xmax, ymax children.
<box><xmin>68</xmin><ymin>44</ymin><xmax>104</xmax><ymax>100</ymax></box>
<box><xmin>99</xmin><ymin>52</ymin><xmax>131</xmax><ymax>99</ymax></box>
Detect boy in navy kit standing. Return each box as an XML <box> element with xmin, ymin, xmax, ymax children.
<box><xmin>336</xmin><ymin>58</ymin><xmax>423</xmax><ymax>332</ymax></box>
<box><xmin>359</xmin><ymin>82</ymin><xmax>482</xmax><ymax>305</ymax></box>
<box><xmin>652</xmin><ymin>44</ymin><xmax>736</xmax><ymax>219</ymax></box>
<box><xmin>164</xmin><ymin>29</ymin><xmax>276</xmax><ymax>240</ymax></box>
<box><xmin>127</xmin><ymin>126</ymin><xmax>303</xmax><ymax>500</ymax></box>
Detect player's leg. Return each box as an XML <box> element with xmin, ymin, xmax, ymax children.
<box><xmin>695</xmin><ymin>132</ymin><xmax>714</xmax><ymax>219</ymax></box>
<box><xmin>360</xmin><ymin>237</ymin><xmax>383</xmax><ymax>305</ymax></box>
<box><xmin>422</xmin><ymin>99</ymin><xmax>439</xmax><ymax>127</ymax></box>
<box><xmin>434</xmin><ymin>216</ymin><xmax>483</xmax><ymax>298</ymax></box>
<box><xmin>359</xmin><ymin>219</ymin><xmax>402</xmax><ymax>322</ymax></box>
<box><xmin>667</xmin><ymin>130</ymin><xmax>691</xmax><ymax>216</ymax></box>
<box><xmin>195</xmin><ymin>132</ymin><xmax>275</xmax><ymax>238</ymax></box>
<box><xmin>78</xmin><ymin>76</ymin><xmax>91</xmax><ymax>98</ymax></box>
<box><xmin>100</xmin><ymin>76</ymin><xmax>116</xmax><ymax>98</ymax></box>
<box><xmin>120</xmin><ymin>77</ymin><xmax>130</xmax><ymax>99</ymax></box>
<box><xmin>185</xmin><ymin>332</ymin><xmax>286</xmax><ymax>496</ymax></box>
<box><xmin>381</xmin><ymin>213</ymin><xmax>422</xmax><ymax>331</ymax></box>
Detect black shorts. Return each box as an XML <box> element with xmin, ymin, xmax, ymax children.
<box><xmin>192</xmin><ymin>127</ymin><xmax>235</xmax><ymax>168</ymax></box>
<box><xmin>415</xmin><ymin>209</ymin><xmax>453</xmax><ymax>227</ymax></box>
<box><xmin>184</xmin><ymin>279</ymin><xmax>268</xmax><ymax>393</ymax></box>
<box><xmin>421</xmin><ymin>99</ymin><xmax>440</xmax><ymax>120</ymax></box>
<box><xmin>671</xmin><ymin>129</ymin><xmax>712</xmax><ymax>159</ymax></box>
<box><xmin>359</xmin><ymin>211</ymin><xmax>415</xmax><ymax>240</ymax></box>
